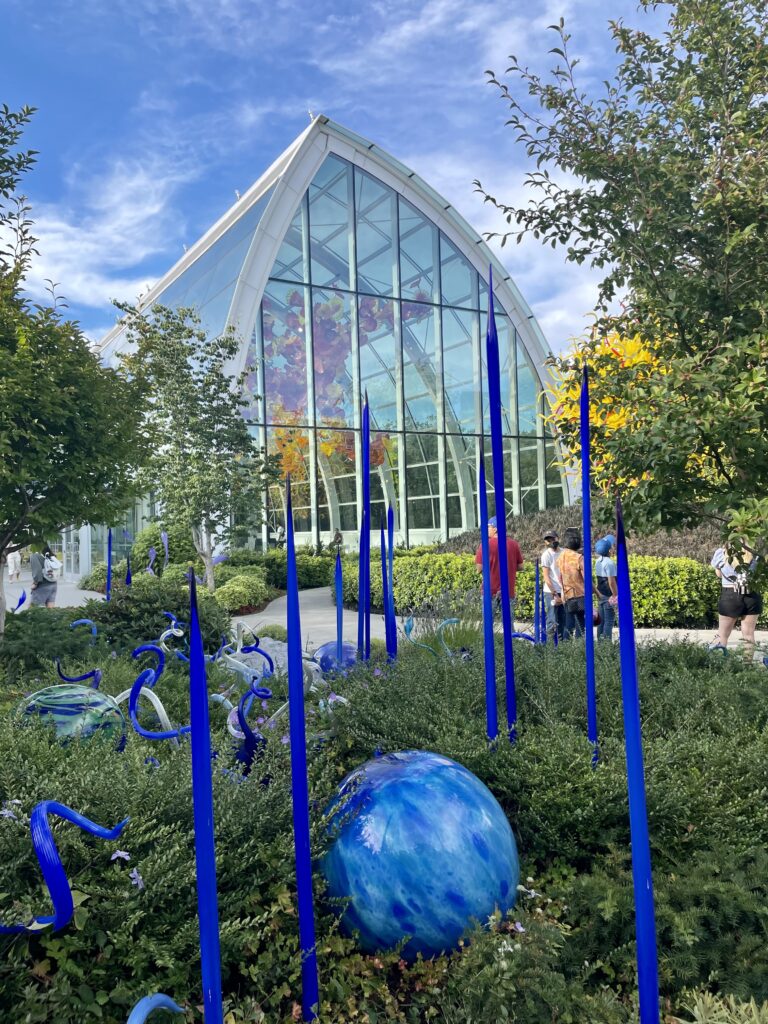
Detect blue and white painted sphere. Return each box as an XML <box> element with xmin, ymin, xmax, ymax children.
<box><xmin>321</xmin><ymin>749</ymin><xmax>519</xmax><ymax>960</ymax></box>
<box><xmin>314</xmin><ymin>640</ymin><xmax>357</xmax><ymax>674</ymax></box>
<box><xmin>20</xmin><ymin>684</ymin><xmax>126</xmax><ymax>748</ymax></box>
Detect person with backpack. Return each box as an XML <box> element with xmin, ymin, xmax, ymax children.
<box><xmin>709</xmin><ymin>541</ymin><xmax>762</xmax><ymax>656</ymax></box>
<box><xmin>540</xmin><ymin>529</ymin><xmax>565</xmax><ymax>641</ymax></box>
<box><xmin>594</xmin><ymin>535</ymin><xmax>618</xmax><ymax>640</ymax></box>
<box><xmin>30</xmin><ymin>543</ymin><xmax>60</xmax><ymax>607</ymax></box>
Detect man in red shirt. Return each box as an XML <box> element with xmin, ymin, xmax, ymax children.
<box><xmin>475</xmin><ymin>516</ymin><xmax>524</xmax><ymax>613</ymax></box>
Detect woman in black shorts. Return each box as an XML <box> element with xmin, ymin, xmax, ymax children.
<box><xmin>709</xmin><ymin>545</ymin><xmax>762</xmax><ymax>654</ymax></box>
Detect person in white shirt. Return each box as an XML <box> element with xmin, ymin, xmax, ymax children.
<box><xmin>540</xmin><ymin>529</ymin><xmax>565</xmax><ymax>641</ymax></box>
<box><xmin>6</xmin><ymin>549</ymin><xmax>21</xmax><ymax>582</ymax></box>
<box><xmin>709</xmin><ymin>542</ymin><xmax>761</xmax><ymax>654</ymax></box>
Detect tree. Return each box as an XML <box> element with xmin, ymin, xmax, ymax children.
<box><xmin>478</xmin><ymin>0</ymin><xmax>768</xmax><ymax>561</ymax></box>
<box><xmin>119</xmin><ymin>304</ymin><xmax>275</xmax><ymax>591</ymax></box>
<box><xmin>0</xmin><ymin>106</ymin><xmax>153</xmax><ymax>636</ymax></box>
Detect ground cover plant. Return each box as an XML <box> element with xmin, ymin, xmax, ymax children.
<box><xmin>1</xmin><ymin>601</ymin><xmax>768</xmax><ymax>1021</ymax></box>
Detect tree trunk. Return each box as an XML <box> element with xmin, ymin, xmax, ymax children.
<box><xmin>191</xmin><ymin>525</ymin><xmax>216</xmax><ymax>593</ymax></box>
<box><xmin>0</xmin><ymin>549</ymin><xmax>7</xmax><ymax>639</ymax></box>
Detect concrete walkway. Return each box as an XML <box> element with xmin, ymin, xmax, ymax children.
<box><xmin>4</xmin><ymin>571</ymin><xmax>101</xmax><ymax>611</ymax></box>
<box><xmin>234</xmin><ymin>587</ymin><xmax>768</xmax><ymax>653</ymax></box>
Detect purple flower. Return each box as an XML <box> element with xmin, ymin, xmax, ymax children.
<box><xmin>267</xmin><ymin>720</ymin><xmax>276</xmax><ymax>730</ymax></box>
<box><xmin>111</xmin><ymin>850</ymin><xmax>131</xmax><ymax>862</ymax></box>
<box><xmin>261</xmin><ymin>700</ymin><xmax>269</xmax><ymax>710</ymax></box>
<box><xmin>280</xmin><ymin>734</ymin><xmax>290</xmax><ymax>745</ymax></box>
<box><xmin>129</xmin><ymin>868</ymin><xmax>145</xmax><ymax>890</ymax></box>
<box><xmin>513</xmin><ymin>921</ymin><xmax>526</xmax><ymax>933</ymax></box>
<box><xmin>373</xmin><ymin>668</ymin><xmax>382</xmax><ymax>677</ymax></box>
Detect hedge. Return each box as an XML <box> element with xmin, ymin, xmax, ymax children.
<box><xmin>213</xmin><ymin>572</ymin><xmax>271</xmax><ymax>614</ymax></box>
<box><xmin>334</xmin><ymin>552</ymin><xmax>766</xmax><ymax>629</ymax></box>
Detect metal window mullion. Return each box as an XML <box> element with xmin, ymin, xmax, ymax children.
<box><xmin>395</xmin><ymin>197</ymin><xmax>410</xmax><ymax>546</ymax></box>
<box><xmin>509</xmin><ymin>326</ymin><xmax>522</xmax><ymax>516</ymax></box>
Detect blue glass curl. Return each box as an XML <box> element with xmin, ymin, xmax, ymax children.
<box><xmin>126</xmin><ymin>993</ymin><xmax>184</xmax><ymax>1023</ymax></box>
<box><xmin>0</xmin><ymin>801</ymin><xmax>128</xmax><ymax>934</ymax></box>
<box><xmin>70</xmin><ymin>618</ymin><xmax>98</xmax><ymax>641</ymax></box>
<box><xmin>12</xmin><ymin>590</ymin><xmax>26</xmax><ymax>613</ymax></box>
<box><xmin>55</xmin><ymin>659</ymin><xmax>102</xmax><ymax>690</ymax></box>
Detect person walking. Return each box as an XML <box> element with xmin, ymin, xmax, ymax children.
<box><xmin>30</xmin><ymin>544</ymin><xmax>60</xmax><ymax>608</ymax></box>
<box><xmin>709</xmin><ymin>542</ymin><xmax>762</xmax><ymax>656</ymax></box>
<box><xmin>540</xmin><ymin>529</ymin><xmax>565</xmax><ymax>641</ymax></box>
<box><xmin>475</xmin><ymin>516</ymin><xmax>524</xmax><ymax>618</ymax></box>
<box><xmin>6</xmin><ymin>549</ymin><xmax>22</xmax><ymax>583</ymax></box>
<box><xmin>594</xmin><ymin>535</ymin><xmax>618</xmax><ymax>641</ymax></box>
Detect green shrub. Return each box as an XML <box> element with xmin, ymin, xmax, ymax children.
<box><xmin>83</xmin><ymin>575</ymin><xmax>230</xmax><ymax>654</ymax></box>
<box><xmin>213</xmin><ymin>573</ymin><xmax>271</xmax><ymax>614</ymax></box>
<box><xmin>0</xmin><ymin>608</ymin><xmax>106</xmax><ymax>686</ymax></box>
<box><xmin>335</xmin><ymin>552</ymin><xmax>744</xmax><ymax>628</ymax></box>
<box><xmin>227</xmin><ymin>549</ymin><xmax>333</xmax><ymax>590</ymax></box>
<box><xmin>78</xmin><ymin>559</ymin><xmax>127</xmax><ymax>593</ymax></box>
<box><xmin>213</xmin><ymin>563</ymin><xmax>269</xmax><ymax>587</ymax></box>
<box><xmin>131</xmin><ymin>522</ymin><xmax>198</xmax><ymax>570</ymax></box>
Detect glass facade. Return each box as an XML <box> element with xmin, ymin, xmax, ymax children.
<box><xmin>104</xmin><ymin>137</ymin><xmax>566</xmax><ymax>551</ymax></box>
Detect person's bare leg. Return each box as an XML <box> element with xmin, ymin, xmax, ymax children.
<box><xmin>739</xmin><ymin>613</ymin><xmax>758</xmax><ymax>656</ymax></box>
<box><xmin>715</xmin><ymin>615</ymin><xmax>737</xmax><ymax>648</ymax></box>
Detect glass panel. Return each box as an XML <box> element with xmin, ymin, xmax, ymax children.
<box><xmin>482</xmin><ymin>437</ymin><xmax>516</xmax><ymax>523</ymax></box>
<box><xmin>355</xmin><ymin>169</ymin><xmax>397</xmax><ymax>297</ymax></box>
<box><xmin>478</xmin><ymin>276</ymin><xmax>505</xmax><ymax>316</ymax></box>
<box><xmin>405</xmin><ymin>433</ymin><xmax>440</xmax><ymax>532</ymax></box>
<box><xmin>440</xmin><ymin>233</ymin><xmax>476</xmax><ymax>308</ymax></box>
<box><xmin>241</xmin><ymin>318</ymin><xmax>261</xmax><ymax>422</ymax></box>
<box><xmin>370</xmin><ymin>431</ymin><xmax>400</xmax><ymax>534</ymax></box>
<box><xmin>445</xmin><ymin>434</ymin><xmax>478</xmax><ymax>534</ymax></box>
<box><xmin>317</xmin><ymin>428</ymin><xmax>358</xmax><ymax>531</ymax></box>
<box><xmin>262</xmin><ymin>281</ymin><xmax>309</xmax><ymax>424</ymax></box>
<box><xmin>545</xmin><ymin>438</ymin><xmax>565</xmax><ymax>508</ymax></box>
<box><xmin>442</xmin><ymin>307</ymin><xmax>478</xmax><ymax>435</ymax></box>
<box><xmin>481</xmin><ymin>314</ymin><xmax>515</xmax><ymax>434</ymax></box>
<box><xmin>399</xmin><ymin>198</ymin><xmax>438</xmax><ymax>303</ymax></box>
<box><xmin>309</xmin><ymin>155</ymin><xmax>353</xmax><ymax>291</ymax></box>
<box><xmin>154</xmin><ymin>188</ymin><xmax>273</xmax><ymax>336</ymax></box>
<box><xmin>267</xmin><ymin>428</ymin><xmax>312</xmax><ymax>537</ymax></box>
<box><xmin>312</xmin><ymin>288</ymin><xmax>354</xmax><ymax>428</ymax></box>
<box><xmin>401</xmin><ymin>302</ymin><xmax>438</xmax><ymax>430</ymax></box>
<box><xmin>271</xmin><ymin>198</ymin><xmax>307</xmax><ymax>282</ymax></box>
<box><xmin>359</xmin><ymin>296</ymin><xmax>398</xmax><ymax>431</ymax></box>
<box><xmin>519</xmin><ymin>438</ymin><xmax>540</xmax><ymax>514</ymax></box>
<box><xmin>517</xmin><ymin>347</ymin><xmax>541</xmax><ymax>436</ymax></box>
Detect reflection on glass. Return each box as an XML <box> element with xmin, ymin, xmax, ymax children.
<box><xmin>399</xmin><ymin>198</ymin><xmax>438</xmax><ymax>303</ymax></box>
<box><xmin>406</xmin><ymin>433</ymin><xmax>440</xmax><ymax>532</ymax></box>
<box><xmin>370</xmin><ymin>431</ymin><xmax>400</xmax><ymax>532</ymax></box>
<box><xmin>355</xmin><ymin>170</ymin><xmax>397</xmax><ymax>297</ymax></box>
<box><xmin>359</xmin><ymin>296</ymin><xmax>398</xmax><ymax>431</ymax></box>
<box><xmin>317</xmin><ymin>429</ymin><xmax>358</xmax><ymax>531</ymax></box>
<box><xmin>312</xmin><ymin>288</ymin><xmax>353</xmax><ymax>427</ymax></box>
<box><xmin>517</xmin><ymin>350</ymin><xmax>540</xmax><ymax>435</ymax></box>
<box><xmin>267</xmin><ymin>427</ymin><xmax>312</xmax><ymax>535</ymax></box>
<box><xmin>402</xmin><ymin>302</ymin><xmax>438</xmax><ymax>430</ymax></box>
<box><xmin>272</xmin><ymin>198</ymin><xmax>307</xmax><ymax>282</ymax></box>
<box><xmin>545</xmin><ymin>438</ymin><xmax>565</xmax><ymax>508</ymax></box>
<box><xmin>519</xmin><ymin>439</ymin><xmax>540</xmax><ymax>514</ymax></box>
<box><xmin>155</xmin><ymin>188</ymin><xmax>273</xmax><ymax>338</ymax></box>
<box><xmin>440</xmin><ymin>234</ymin><xmax>476</xmax><ymax>308</ymax></box>
<box><xmin>263</xmin><ymin>281</ymin><xmax>309</xmax><ymax>422</ymax></box>
<box><xmin>442</xmin><ymin>307</ymin><xmax>478</xmax><ymax>434</ymax></box>
<box><xmin>309</xmin><ymin>155</ymin><xmax>353</xmax><ymax>290</ymax></box>
<box><xmin>446</xmin><ymin>434</ymin><xmax>477</xmax><ymax>534</ymax></box>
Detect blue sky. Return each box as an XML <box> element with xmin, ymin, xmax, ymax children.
<box><xmin>2</xmin><ymin>0</ymin><xmax>669</xmax><ymax>351</ymax></box>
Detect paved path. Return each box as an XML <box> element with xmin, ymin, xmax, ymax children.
<box><xmin>234</xmin><ymin>587</ymin><xmax>768</xmax><ymax>653</ymax></box>
<box><xmin>7</xmin><ymin>574</ymin><xmax>765</xmax><ymax>656</ymax></box>
<box><xmin>4</xmin><ymin>571</ymin><xmax>101</xmax><ymax>612</ymax></box>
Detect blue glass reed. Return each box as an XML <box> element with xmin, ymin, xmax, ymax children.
<box><xmin>286</xmin><ymin>475</ymin><xmax>320</xmax><ymax>1021</ymax></box>
<box><xmin>534</xmin><ymin>558</ymin><xmax>541</xmax><ymax>645</ymax></box>
<box><xmin>615</xmin><ymin>498</ymin><xmax>660</xmax><ymax>1024</ymax></box>
<box><xmin>125</xmin><ymin>553</ymin><xmax>132</xmax><ymax>587</ymax></box>
<box><xmin>484</xmin><ymin>267</ymin><xmax>516</xmax><ymax>740</ymax></box>
<box><xmin>478</xmin><ymin>450</ymin><xmax>498</xmax><ymax>743</ymax></box>
<box><xmin>387</xmin><ymin>503</ymin><xmax>396</xmax><ymax>658</ymax></box>
<box><xmin>580</xmin><ymin>364</ymin><xmax>598</xmax><ymax>762</ymax></box>
<box><xmin>106</xmin><ymin>527</ymin><xmax>113</xmax><ymax>602</ymax></box>
<box><xmin>335</xmin><ymin>550</ymin><xmax>343</xmax><ymax>668</ymax></box>
<box><xmin>361</xmin><ymin>395</ymin><xmax>371</xmax><ymax>660</ymax></box>
<box><xmin>188</xmin><ymin>574</ymin><xmax>224</xmax><ymax>1024</ymax></box>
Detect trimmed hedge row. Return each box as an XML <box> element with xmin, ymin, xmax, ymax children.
<box><xmin>335</xmin><ymin>552</ymin><xmax>765</xmax><ymax>629</ymax></box>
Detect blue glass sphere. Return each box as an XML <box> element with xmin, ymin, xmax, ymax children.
<box><xmin>20</xmin><ymin>684</ymin><xmax>126</xmax><ymax>748</ymax></box>
<box><xmin>314</xmin><ymin>640</ymin><xmax>357</xmax><ymax>674</ymax></box>
<box><xmin>321</xmin><ymin>750</ymin><xmax>519</xmax><ymax>960</ymax></box>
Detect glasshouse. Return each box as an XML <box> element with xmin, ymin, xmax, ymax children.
<box><xmin>93</xmin><ymin>116</ymin><xmax>566</xmax><ymax>564</ymax></box>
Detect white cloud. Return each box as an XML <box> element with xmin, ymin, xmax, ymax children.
<box><xmin>24</xmin><ymin>156</ymin><xmax>196</xmax><ymax>310</ymax></box>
